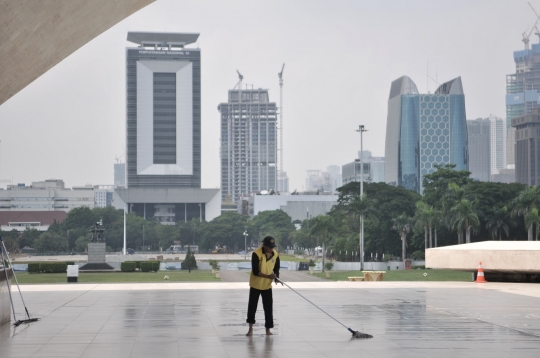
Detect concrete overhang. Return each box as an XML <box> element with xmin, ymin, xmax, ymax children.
<box><xmin>0</xmin><ymin>0</ymin><xmax>156</xmax><ymax>106</ymax></box>
<box><xmin>426</xmin><ymin>241</ymin><xmax>540</xmax><ymax>274</ymax></box>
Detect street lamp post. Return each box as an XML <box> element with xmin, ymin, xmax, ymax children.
<box><xmin>356</xmin><ymin>125</ymin><xmax>367</xmax><ymax>271</ymax></box>
<box><xmin>243</xmin><ymin>227</ymin><xmax>248</xmax><ymax>260</ymax></box>
<box><xmin>142</xmin><ymin>225</ymin><xmax>145</xmax><ymax>253</ymax></box>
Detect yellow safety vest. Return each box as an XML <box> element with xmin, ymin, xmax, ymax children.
<box><xmin>249</xmin><ymin>247</ymin><xmax>279</xmax><ymax>290</ymax></box>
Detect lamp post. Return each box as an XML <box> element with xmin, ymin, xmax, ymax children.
<box><xmin>243</xmin><ymin>227</ymin><xmax>248</xmax><ymax>260</ymax></box>
<box><xmin>356</xmin><ymin>125</ymin><xmax>367</xmax><ymax>271</ymax></box>
<box><xmin>142</xmin><ymin>225</ymin><xmax>145</xmax><ymax>253</ymax></box>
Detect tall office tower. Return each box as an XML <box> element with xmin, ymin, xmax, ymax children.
<box><xmin>384</xmin><ymin>76</ymin><xmax>468</xmax><ymax>193</ymax></box>
<box><xmin>219</xmin><ymin>87</ymin><xmax>277</xmax><ymax>203</ymax></box>
<box><xmin>489</xmin><ymin>115</ymin><xmax>506</xmax><ymax>176</ymax></box>
<box><xmin>506</xmin><ymin>43</ymin><xmax>540</xmax><ymax>167</ymax></box>
<box><xmin>467</xmin><ymin>119</ymin><xmax>491</xmax><ymax>181</ymax></box>
<box><xmin>116</xmin><ymin>32</ymin><xmax>220</xmax><ymax>224</ymax></box>
<box><xmin>126</xmin><ymin>32</ymin><xmax>200</xmax><ymax>188</ymax></box>
<box><xmin>512</xmin><ymin>108</ymin><xmax>540</xmax><ymax>186</ymax></box>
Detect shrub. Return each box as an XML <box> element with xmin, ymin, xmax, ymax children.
<box><xmin>412</xmin><ymin>265</ymin><xmax>426</xmax><ymax>270</ymax></box>
<box><xmin>141</xmin><ymin>261</ymin><xmax>154</xmax><ymax>272</ymax></box>
<box><xmin>39</xmin><ymin>262</ymin><xmax>67</xmax><ymax>273</ymax></box>
<box><xmin>28</xmin><ymin>263</ymin><xmax>40</xmax><ymax>273</ymax></box>
<box><xmin>412</xmin><ymin>250</ymin><xmax>425</xmax><ymax>260</ymax></box>
<box><xmin>208</xmin><ymin>259</ymin><xmax>220</xmax><ymax>270</ymax></box>
<box><xmin>121</xmin><ymin>262</ymin><xmax>135</xmax><ymax>272</ymax></box>
<box><xmin>135</xmin><ymin>261</ymin><xmax>142</xmax><ymax>270</ymax></box>
<box><xmin>324</xmin><ymin>262</ymin><xmax>334</xmax><ymax>271</ymax></box>
<box><xmin>308</xmin><ymin>259</ymin><xmax>316</xmax><ymax>267</ymax></box>
<box><xmin>182</xmin><ymin>247</ymin><xmax>197</xmax><ymax>270</ymax></box>
<box><xmin>151</xmin><ymin>261</ymin><xmax>160</xmax><ymax>271</ymax></box>
<box><xmin>65</xmin><ymin>261</ymin><xmax>75</xmax><ymax>266</ymax></box>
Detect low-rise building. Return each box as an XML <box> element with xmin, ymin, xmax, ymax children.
<box><xmin>0</xmin><ymin>211</ymin><xmax>67</xmax><ymax>231</ymax></box>
<box><xmin>0</xmin><ymin>179</ymin><xmax>94</xmax><ymax>212</ymax></box>
<box><xmin>342</xmin><ymin>151</ymin><xmax>385</xmax><ymax>185</ymax></box>
<box><xmin>240</xmin><ymin>192</ymin><xmax>338</xmax><ymax>221</ymax></box>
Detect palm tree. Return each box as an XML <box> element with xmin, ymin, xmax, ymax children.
<box><xmin>524</xmin><ymin>208</ymin><xmax>540</xmax><ymax>241</ymax></box>
<box><xmin>443</xmin><ymin>182</ymin><xmax>470</xmax><ymax>244</ymax></box>
<box><xmin>392</xmin><ymin>213</ymin><xmax>412</xmax><ymax>261</ymax></box>
<box><xmin>450</xmin><ymin>199</ymin><xmax>480</xmax><ymax>244</ymax></box>
<box><xmin>414</xmin><ymin>201</ymin><xmax>430</xmax><ymax>249</ymax></box>
<box><xmin>310</xmin><ymin>215</ymin><xmax>335</xmax><ymax>272</ymax></box>
<box><xmin>485</xmin><ymin>206</ymin><xmax>510</xmax><ymax>241</ymax></box>
<box><xmin>414</xmin><ymin>201</ymin><xmax>439</xmax><ymax>249</ymax></box>
<box><xmin>511</xmin><ymin>186</ymin><xmax>540</xmax><ymax>241</ymax></box>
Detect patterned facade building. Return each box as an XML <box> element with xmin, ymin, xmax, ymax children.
<box><xmin>384</xmin><ymin>76</ymin><xmax>468</xmax><ymax>193</ymax></box>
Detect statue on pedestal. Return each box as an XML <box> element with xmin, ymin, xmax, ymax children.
<box><xmin>89</xmin><ymin>220</ymin><xmax>105</xmax><ymax>242</ymax></box>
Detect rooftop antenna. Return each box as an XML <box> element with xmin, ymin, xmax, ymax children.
<box><xmin>278</xmin><ymin>63</ymin><xmax>285</xmax><ymax>190</ymax></box>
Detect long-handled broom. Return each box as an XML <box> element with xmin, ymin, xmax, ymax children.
<box><xmin>275</xmin><ymin>277</ymin><xmax>372</xmax><ymax>338</ymax></box>
<box><xmin>0</xmin><ymin>236</ymin><xmax>39</xmax><ymax>326</ymax></box>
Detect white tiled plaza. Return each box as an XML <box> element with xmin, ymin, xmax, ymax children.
<box><xmin>1</xmin><ymin>281</ymin><xmax>540</xmax><ymax>357</ymax></box>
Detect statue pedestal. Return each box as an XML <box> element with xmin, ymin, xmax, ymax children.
<box><xmin>88</xmin><ymin>243</ymin><xmax>106</xmax><ymax>263</ymax></box>
<box><xmin>80</xmin><ymin>242</ymin><xmax>113</xmax><ymax>271</ymax></box>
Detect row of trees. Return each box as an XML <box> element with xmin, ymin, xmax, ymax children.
<box><xmin>1</xmin><ymin>164</ymin><xmax>537</xmax><ymax>258</ymax></box>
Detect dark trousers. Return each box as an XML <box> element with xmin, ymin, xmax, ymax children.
<box><xmin>246</xmin><ymin>287</ymin><xmax>273</xmax><ymax>328</ymax></box>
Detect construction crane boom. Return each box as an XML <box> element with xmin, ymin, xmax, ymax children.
<box><xmin>278</xmin><ymin>63</ymin><xmax>285</xmax><ymax>192</ymax></box>
<box><xmin>523</xmin><ymin>2</ymin><xmax>540</xmax><ymax>49</ymax></box>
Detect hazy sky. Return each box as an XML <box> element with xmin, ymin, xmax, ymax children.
<box><xmin>0</xmin><ymin>0</ymin><xmax>536</xmax><ymax>191</ymax></box>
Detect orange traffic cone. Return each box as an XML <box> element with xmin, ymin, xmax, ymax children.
<box><xmin>475</xmin><ymin>261</ymin><xmax>487</xmax><ymax>283</ymax></box>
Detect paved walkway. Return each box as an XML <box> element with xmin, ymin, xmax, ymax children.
<box><xmin>1</xmin><ymin>282</ymin><xmax>540</xmax><ymax>357</ymax></box>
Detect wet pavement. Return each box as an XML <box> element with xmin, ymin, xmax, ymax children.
<box><xmin>0</xmin><ymin>282</ymin><xmax>539</xmax><ymax>357</ymax></box>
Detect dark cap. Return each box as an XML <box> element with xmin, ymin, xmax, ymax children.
<box><xmin>262</xmin><ymin>236</ymin><xmax>276</xmax><ymax>248</ymax></box>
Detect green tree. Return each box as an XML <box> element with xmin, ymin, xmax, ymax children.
<box><xmin>525</xmin><ymin>208</ymin><xmax>540</xmax><ymax>241</ymax></box>
<box><xmin>33</xmin><ymin>232</ymin><xmax>67</xmax><ymax>252</ymax></box>
<box><xmin>485</xmin><ymin>206</ymin><xmax>511</xmax><ymax>241</ymax></box>
<box><xmin>450</xmin><ymin>199</ymin><xmax>480</xmax><ymax>244</ymax></box>
<box><xmin>392</xmin><ymin>213</ymin><xmax>412</xmax><ymax>261</ymax></box>
<box><xmin>422</xmin><ymin>164</ymin><xmax>472</xmax><ymax>207</ymax></box>
<box><xmin>74</xmin><ymin>234</ymin><xmax>92</xmax><ymax>252</ymax></box>
<box><xmin>414</xmin><ymin>201</ymin><xmax>431</xmax><ymax>249</ymax></box>
<box><xmin>511</xmin><ymin>186</ymin><xmax>540</xmax><ymax>241</ymax></box>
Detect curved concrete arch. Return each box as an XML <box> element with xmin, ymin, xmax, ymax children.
<box><xmin>0</xmin><ymin>0</ymin><xmax>155</xmax><ymax>106</ymax></box>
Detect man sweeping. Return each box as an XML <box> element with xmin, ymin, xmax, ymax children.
<box><xmin>246</xmin><ymin>236</ymin><xmax>282</xmax><ymax>336</ymax></box>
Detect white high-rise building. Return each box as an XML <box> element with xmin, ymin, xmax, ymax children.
<box><xmin>489</xmin><ymin>115</ymin><xmax>506</xmax><ymax>176</ymax></box>
<box><xmin>219</xmin><ymin>86</ymin><xmax>277</xmax><ymax>203</ymax></box>
<box><xmin>467</xmin><ymin>116</ymin><xmax>506</xmax><ymax>182</ymax></box>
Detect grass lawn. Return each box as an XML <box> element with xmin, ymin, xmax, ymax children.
<box><xmin>314</xmin><ymin>269</ymin><xmax>472</xmax><ymax>282</ymax></box>
<box><xmin>15</xmin><ymin>271</ymin><xmax>221</xmax><ymax>284</ymax></box>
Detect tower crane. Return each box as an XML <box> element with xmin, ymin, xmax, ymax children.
<box><xmin>523</xmin><ymin>2</ymin><xmax>540</xmax><ymax>49</ymax></box>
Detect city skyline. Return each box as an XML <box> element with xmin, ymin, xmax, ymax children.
<box><xmin>0</xmin><ymin>0</ymin><xmax>534</xmax><ymax>192</ymax></box>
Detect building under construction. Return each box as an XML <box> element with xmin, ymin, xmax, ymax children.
<box><xmin>219</xmin><ymin>82</ymin><xmax>278</xmax><ymax>203</ymax></box>
<box><xmin>506</xmin><ymin>5</ymin><xmax>540</xmax><ymax>167</ymax></box>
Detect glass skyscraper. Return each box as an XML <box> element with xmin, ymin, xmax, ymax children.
<box><xmin>385</xmin><ymin>76</ymin><xmax>468</xmax><ymax>193</ymax></box>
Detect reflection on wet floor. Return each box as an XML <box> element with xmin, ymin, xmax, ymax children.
<box><xmin>0</xmin><ymin>284</ymin><xmax>539</xmax><ymax>357</ymax></box>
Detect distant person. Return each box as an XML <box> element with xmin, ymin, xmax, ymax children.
<box><xmin>246</xmin><ymin>236</ymin><xmax>282</xmax><ymax>336</ymax></box>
